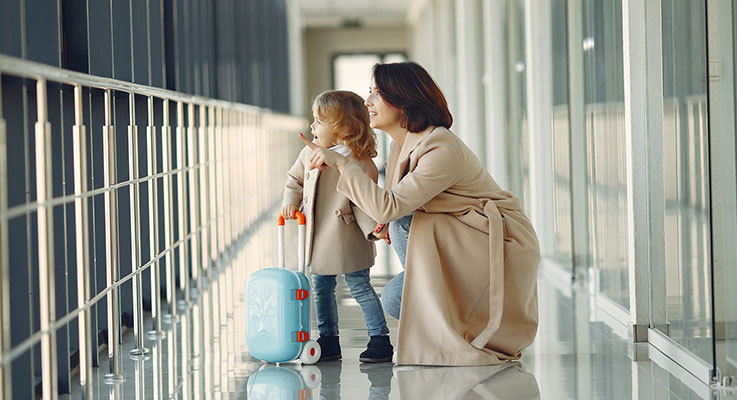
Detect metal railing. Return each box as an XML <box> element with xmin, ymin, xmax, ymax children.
<box><xmin>0</xmin><ymin>54</ymin><xmax>303</xmax><ymax>399</ymax></box>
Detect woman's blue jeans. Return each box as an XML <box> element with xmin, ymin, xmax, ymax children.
<box><xmin>381</xmin><ymin>213</ymin><xmax>413</xmax><ymax>320</ymax></box>
<box><xmin>312</xmin><ymin>268</ymin><xmax>389</xmax><ymax>337</ymax></box>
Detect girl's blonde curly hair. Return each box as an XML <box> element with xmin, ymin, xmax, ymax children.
<box><xmin>312</xmin><ymin>90</ymin><xmax>377</xmax><ymax>159</ymax></box>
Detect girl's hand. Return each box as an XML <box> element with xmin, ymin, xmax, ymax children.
<box><xmin>281</xmin><ymin>205</ymin><xmax>298</xmax><ymax>220</ymax></box>
<box><xmin>299</xmin><ymin>133</ymin><xmax>348</xmax><ymax>170</ymax></box>
<box><xmin>373</xmin><ymin>223</ymin><xmax>391</xmax><ymax>244</ymax></box>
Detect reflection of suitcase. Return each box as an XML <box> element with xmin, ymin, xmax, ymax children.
<box><xmin>246</xmin><ymin>212</ymin><xmax>321</xmax><ymax>364</ymax></box>
<box><xmin>247</xmin><ymin>365</ymin><xmax>321</xmax><ymax>399</ymax></box>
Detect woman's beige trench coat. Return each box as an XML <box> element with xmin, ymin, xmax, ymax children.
<box><xmin>335</xmin><ymin>126</ymin><xmax>540</xmax><ymax>365</ymax></box>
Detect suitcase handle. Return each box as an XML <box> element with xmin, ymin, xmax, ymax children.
<box><xmin>278</xmin><ymin>211</ymin><xmax>306</xmax><ymax>273</ymax></box>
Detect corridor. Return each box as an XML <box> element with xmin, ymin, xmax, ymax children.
<box><xmin>60</xmin><ymin>254</ymin><xmax>724</xmax><ymax>399</ymax></box>
<box><xmin>3</xmin><ymin>0</ymin><xmax>737</xmax><ymax>398</ymax></box>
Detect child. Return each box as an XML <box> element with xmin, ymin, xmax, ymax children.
<box><xmin>282</xmin><ymin>90</ymin><xmax>393</xmax><ymax>363</ymax></box>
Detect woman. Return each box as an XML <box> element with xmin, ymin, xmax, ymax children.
<box><xmin>299</xmin><ymin>62</ymin><xmax>540</xmax><ymax>366</ymax></box>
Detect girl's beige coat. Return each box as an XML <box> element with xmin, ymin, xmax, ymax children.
<box><xmin>283</xmin><ymin>147</ymin><xmax>377</xmax><ymax>275</ymax></box>
<box><xmin>336</xmin><ymin>126</ymin><xmax>540</xmax><ymax>365</ymax></box>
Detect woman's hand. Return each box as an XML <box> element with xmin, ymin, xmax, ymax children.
<box><xmin>299</xmin><ymin>133</ymin><xmax>348</xmax><ymax>171</ymax></box>
<box><xmin>373</xmin><ymin>223</ymin><xmax>391</xmax><ymax>244</ymax></box>
<box><xmin>281</xmin><ymin>204</ymin><xmax>298</xmax><ymax>220</ymax></box>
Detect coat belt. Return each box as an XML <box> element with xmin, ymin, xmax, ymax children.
<box><xmin>470</xmin><ymin>199</ymin><xmax>512</xmax><ymax>349</ymax></box>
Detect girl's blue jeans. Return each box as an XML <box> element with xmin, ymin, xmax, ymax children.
<box><xmin>312</xmin><ymin>268</ymin><xmax>389</xmax><ymax>337</ymax></box>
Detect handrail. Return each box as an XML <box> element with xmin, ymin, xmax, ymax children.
<box><xmin>0</xmin><ymin>53</ymin><xmax>305</xmax><ymax>398</ymax></box>
<box><xmin>0</xmin><ymin>54</ymin><xmax>266</xmax><ymax>114</ymax></box>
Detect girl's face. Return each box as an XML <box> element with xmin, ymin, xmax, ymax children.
<box><xmin>365</xmin><ymin>78</ymin><xmax>403</xmax><ymax>131</ymax></box>
<box><xmin>310</xmin><ymin>112</ymin><xmax>339</xmax><ymax>148</ymax></box>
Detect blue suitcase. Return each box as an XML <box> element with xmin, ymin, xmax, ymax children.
<box><xmin>246</xmin><ymin>212</ymin><xmax>321</xmax><ymax>364</ymax></box>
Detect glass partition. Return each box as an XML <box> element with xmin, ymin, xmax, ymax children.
<box><xmin>581</xmin><ymin>0</ymin><xmax>629</xmax><ymax>310</ymax></box>
<box><xmin>657</xmin><ymin>0</ymin><xmax>714</xmax><ymax>366</ymax></box>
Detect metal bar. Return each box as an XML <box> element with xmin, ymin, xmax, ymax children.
<box><xmin>0</xmin><ymin>54</ymin><xmax>264</xmax><ymax>115</ymax></box>
<box><xmin>161</xmin><ymin>99</ymin><xmax>178</xmax><ymax>320</ymax></box>
<box><xmin>216</xmin><ymin>108</ymin><xmax>224</xmax><ymax>256</ymax></box>
<box><xmin>222</xmin><ymin>110</ymin><xmax>233</xmax><ymax>317</ymax></box>
<box><xmin>72</xmin><ymin>84</ymin><xmax>93</xmax><ymax>399</ymax></box>
<box><xmin>0</xmin><ymin>72</ymin><xmax>12</xmax><ymax>399</ymax></box>
<box><xmin>208</xmin><ymin>106</ymin><xmax>220</xmax><ymax>334</ymax></box>
<box><xmin>146</xmin><ymin>95</ymin><xmax>165</xmax><ymax>340</ymax></box>
<box><xmin>0</xmin><ymin>230</ymin><xmax>198</xmax><ymax>366</ymax></box>
<box><xmin>128</xmin><ymin>93</ymin><xmax>149</xmax><ymax>358</ymax></box>
<box><xmin>1</xmin><ymin>162</ymin><xmax>206</xmax><ymax>222</ymax></box>
<box><xmin>187</xmin><ymin>104</ymin><xmax>200</xmax><ymax>293</ymax></box>
<box><xmin>166</xmin><ymin>311</ymin><xmax>177</xmax><ymax>398</ymax></box>
<box><xmin>35</xmin><ymin>79</ymin><xmax>58</xmax><ymax>400</ymax></box>
<box><xmin>176</xmin><ymin>101</ymin><xmax>190</xmax><ymax>304</ymax></box>
<box><xmin>223</xmin><ymin>109</ymin><xmax>231</xmax><ymax>252</ymax></box>
<box><xmin>198</xmin><ymin>105</ymin><xmax>209</xmax><ymax>279</ymax></box>
<box><xmin>208</xmin><ymin>106</ymin><xmax>217</xmax><ymax>269</ymax></box>
<box><xmin>215</xmin><ymin>108</ymin><xmax>227</xmax><ymax>324</ymax></box>
<box><xmin>102</xmin><ymin>89</ymin><xmax>124</xmax><ymax>384</ymax></box>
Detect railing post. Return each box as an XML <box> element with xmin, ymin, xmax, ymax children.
<box><xmin>215</xmin><ymin>108</ymin><xmax>227</xmax><ymax>325</ymax></box>
<box><xmin>0</xmin><ymin>72</ymin><xmax>12</xmax><ymax>400</ymax></box>
<box><xmin>102</xmin><ymin>89</ymin><xmax>124</xmax><ymax>384</ymax></box>
<box><xmin>198</xmin><ymin>105</ymin><xmax>209</xmax><ymax>284</ymax></box>
<box><xmin>127</xmin><ymin>92</ymin><xmax>150</xmax><ymax>359</ymax></box>
<box><xmin>176</xmin><ymin>101</ymin><xmax>190</xmax><ymax>306</ymax></box>
<box><xmin>35</xmin><ymin>79</ymin><xmax>59</xmax><ymax>399</ymax></box>
<box><xmin>207</xmin><ymin>106</ymin><xmax>220</xmax><ymax>333</ymax></box>
<box><xmin>208</xmin><ymin>105</ymin><xmax>217</xmax><ymax>272</ymax></box>
<box><xmin>187</xmin><ymin>103</ymin><xmax>200</xmax><ymax>297</ymax></box>
<box><xmin>161</xmin><ymin>99</ymin><xmax>178</xmax><ymax>322</ymax></box>
<box><xmin>146</xmin><ymin>95</ymin><xmax>165</xmax><ymax>340</ymax></box>
<box><xmin>72</xmin><ymin>84</ymin><xmax>93</xmax><ymax>399</ymax></box>
<box><xmin>223</xmin><ymin>109</ymin><xmax>233</xmax><ymax>317</ymax></box>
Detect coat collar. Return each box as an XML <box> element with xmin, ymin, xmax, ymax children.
<box><xmin>388</xmin><ymin>126</ymin><xmax>437</xmax><ymax>189</ymax></box>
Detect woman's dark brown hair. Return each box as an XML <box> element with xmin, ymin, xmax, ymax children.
<box><xmin>372</xmin><ymin>62</ymin><xmax>452</xmax><ymax>133</ymax></box>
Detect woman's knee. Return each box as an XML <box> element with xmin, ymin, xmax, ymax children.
<box><xmin>380</xmin><ymin>273</ymin><xmax>403</xmax><ymax>319</ymax></box>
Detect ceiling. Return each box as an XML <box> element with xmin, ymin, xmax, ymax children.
<box><xmin>296</xmin><ymin>0</ymin><xmax>413</xmax><ymax>28</ymax></box>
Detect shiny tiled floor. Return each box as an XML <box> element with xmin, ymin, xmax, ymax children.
<box><xmin>63</xmin><ymin>254</ymin><xmax>735</xmax><ymax>399</ymax></box>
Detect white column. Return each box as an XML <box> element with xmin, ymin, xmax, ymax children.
<box><xmin>482</xmin><ymin>0</ymin><xmax>508</xmax><ymax>187</ymax></box>
<box><xmin>706</xmin><ymin>0</ymin><xmax>737</xmax><ymax>378</ymax></box>
<box><xmin>524</xmin><ymin>0</ymin><xmax>555</xmax><ymax>257</ymax></box>
<box><xmin>644</xmin><ymin>0</ymin><xmax>666</xmax><ymax>336</ymax></box>
<box><xmin>622</xmin><ymin>0</ymin><xmax>653</xmax><ymax>341</ymax></box>
<box><xmin>566</xmin><ymin>0</ymin><xmax>590</xmax><ymax>271</ymax></box>
<box><xmin>286</xmin><ymin>0</ymin><xmax>306</xmax><ymax>116</ymax></box>
<box><xmin>454</xmin><ymin>0</ymin><xmax>485</xmax><ymax>162</ymax></box>
<box><xmin>434</xmin><ymin>0</ymin><xmax>457</xmax><ymax>124</ymax></box>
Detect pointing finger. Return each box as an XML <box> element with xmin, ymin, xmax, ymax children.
<box><xmin>299</xmin><ymin>132</ymin><xmax>321</xmax><ymax>150</ymax></box>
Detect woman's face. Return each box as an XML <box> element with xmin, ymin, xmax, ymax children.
<box><xmin>365</xmin><ymin>78</ymin><xmax>403</xmax><ymax>132</ymax></box>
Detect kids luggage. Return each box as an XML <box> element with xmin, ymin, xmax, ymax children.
<box><xmin>246</xmin><ymin>211</ymin><xmax>321</xmax><ymax>364</ymax></box>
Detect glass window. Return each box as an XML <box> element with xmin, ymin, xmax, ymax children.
<box><xmin>550</xmin><ymin>0</ymin><xmax>573</xmax><ymax>265</ymax></box>
<box><xmin>657</xmin><ymin>0</ymin><xmax>713</xmax><ymax>365</ymax></box>
<box><xmin>332</xmin><ymin>52</ymin><xmax>408</xmax><ymax>278</ymax></box>
<box><xmin>582</xmin><ymin>0</ymin><xmax>629</xmax><ymax>310</ymax></box>
<box><xmin>506</xmin><ymin>0</ymin><xmax>528</xmax><ymax>210</ymax></box>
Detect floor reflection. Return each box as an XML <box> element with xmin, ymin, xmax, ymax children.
<box><xmin>244</xmin><ymin>361</ymin><xmax>539</xmax><ymax>400</ymax></box>
<box><xmin>63</xmin><ymin>251</ymin><xmax>724</xmax><ymax>399</ymax></box>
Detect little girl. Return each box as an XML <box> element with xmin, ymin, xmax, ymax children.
<box><xmin>281</xmin><ymin>90</ymin><xmax>393</xmax><ymax>363</ymax></box>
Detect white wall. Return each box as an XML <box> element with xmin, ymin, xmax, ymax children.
<box><xmin>303</xmin><ymin>26</ymin><xmax>410</xmax><ymax>115</ymax></box>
